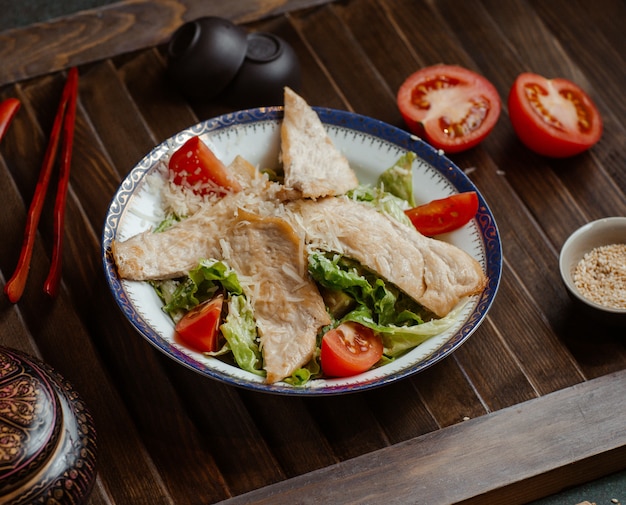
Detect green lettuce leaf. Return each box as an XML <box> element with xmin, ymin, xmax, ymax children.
<box><xmin>153</xmin><ymin>212</ymin><xmax>182</xmax><ymax>233</ymax></box>
<box><xmin>219</xmin><ymin>295</ymin><xmax>264</xmax><ymax>376</ymax></box>
<box><xmin>154</xmin><ymin>259</ymin><xmax>243</xmax><ymax>321</ymax></box>
<box><xmin>308</xmin><ymin>250</ymin><xmax>462</xmax><ymax>359</ymax></box>
<box><xmin>377</xmin><ymin>151</ymin><xmax>416</xmax><ymax>206</ymax></box>
<box><xmin>346</xmin><ymin>151</ymin><xmax>417</xmax><ymax>226</ymax></box>
<box><xmin>341</xmin><ymin>302</ymin><xmax>465</xmax><ymax>357</ymax></box>
<box><xmin>347</xmin><ymin>185</ymin><xmax>413</xmax><ymax>227</ymax></box>
<box><xmin>385</xmin><ymin>308</ymin><xmax>463</xmax><ymax>356</ymax></box>
<box><xmin>284</xmin><ymin>349</ymin><xmax>322</xmax><ymax>386</ymax></box>
<box><xmin>152</xmin><ymin>259</ymin><xmax>264</xmax><ymax>376</ymax></box>
<box><xmin>310</xmin><ymin>251</ymin><xmax>436</xmax><ymax>324</ymax></box>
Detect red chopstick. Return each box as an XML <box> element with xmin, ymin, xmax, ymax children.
<box><xmin>43</xmin><ymin>67</ymin><xmax>79</xmax><ymax>298</ymax></box>
<box><xmin>4</xmin><ymin>68</ymin><xmax>79</xmax><ymax>303</ymax></box>
<box><xmin>0</xmin><ymin>98</ymin><xmax>20</xmax><ymax>142</ymax></box>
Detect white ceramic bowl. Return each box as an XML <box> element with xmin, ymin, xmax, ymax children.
<box><xmin>559</xmin><ymin>217</ymin><xmax>626</xmax><ymax>327</ymax></box>
<box><xmin>102</xmin><ymin>107</ymin><xmax>502</xmax><ymax>395</ymax></box>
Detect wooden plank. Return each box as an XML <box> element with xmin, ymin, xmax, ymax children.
<box><xmin>387</xmin><ymin>0</ymin><xmax>626</xmax><ymax>379</ymax></box>
<box><xmin>213</xmin><ymin>369</ymin><xmax>626</xmax><ymax>505</ymax></box>
<box><xmin>115</xmin><ymin>48</ymin><xmax>199</xmax><ymax>143</ymax></box>
<box><xmin>428</xmin><ymin>0</ymin><xmax>626</xmax><ymax>374</ymax></box>
<box><xmin>452</xmin><ymin>319</ymin><xmax>542</xmax><ymax>410</ymax></box>
<box><xmin>304</xmin><ymin>395</ymin><xmax>391</xmax><ymax>461</ymax></box>
<box><xmin>291</xmin><ymin>4</ymin><xmax>400</xmax><ymax>123</ymax></box>
<box><xmin>405</xmin><ymin>357</ymin><xmax>487</xmax><ymax>430</ymax></box>
<box><xmin>11</xmin><ymin>62</ymin><xmax>240</xmax><ymax>505</ymax></box>
<box><xmin>0</xmin><ymin>0</ymin><xmax>336</xmax><ymax>87</ymax></box>
<box><xmin>333</xmin><ymin>0</ymin><xmax>419</xmax><ymax>95</ymax></box>
<box><xmin>237</xmin><ymin>391</ymin><xmax>340</xmax><ymax>478</ymax></box>
<box><xmin>158</xmin><ymin>360</ymin><xmax>288</xmax><ymax>497</ymax></box>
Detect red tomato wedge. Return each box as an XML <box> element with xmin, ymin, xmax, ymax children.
<box><xmin>168</xmin><ymin>136</ymin><xmax>242</xmax><ymax>194</ymax></box>
<box><xmin>321</xmin><ymin>322</ymin><xmax>383</xmax><ymax>378</ymax></box>
<box><xmin>508</xmin><ymin>73</ymin><xmax>602</xmax><ymax>158</ymax></box>
<box><xmin>405</xmin><ymin>191</ymin><xmax>479</xmax><ymax>236</ymax></box>
<box><xmin>175</xmin><ymin>295</ymin><xmax>224</xmax><ymax>353</ymax></box>
<box><xmin>0</xmin><ymin>98</ymin><xmax>20</xmax><ymax>143</ymax></box>
<box><xmin>397</xmin><ymin>65</ymin><xmax>501</xmax><ymax>153</ymax></box>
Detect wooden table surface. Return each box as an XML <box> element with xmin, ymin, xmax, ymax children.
<box><xmin>1</xmin><ymin>0</ymin><xmax>625</xmax><ymax>503</ymax></box>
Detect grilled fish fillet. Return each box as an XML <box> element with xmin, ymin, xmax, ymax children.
<box><xmin>280</xmin><ymin>87</ymin><xmax>358</xmax><ymax>199</ymax></box>
<box><xmin>112</xmin><ymin>190</ymin><xmax>245</xmax><ymax>280</ymax></box>
<box><xmin>111</xmin><ymin>156</ymin><xmax>284</xmax><ymax>281</ymax></box>
<box><xmin>287</xmin><ymin>196</ymin><xmax>486</xmax><ymax>317</ymax></box>
<box><xmin>224</xmin><ymin>210</ymin><xmax>330</xmax><ymax>383</ymax></box>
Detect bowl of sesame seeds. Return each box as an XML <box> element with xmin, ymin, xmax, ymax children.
<box><xmin>559</xmin><ymin>217</ymin><xmax>626</xmax><ymax>327</ymax></box>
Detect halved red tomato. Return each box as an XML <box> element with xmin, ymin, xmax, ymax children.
<box><xmin>397</xmin><ymin>64</ymin><xmax>501</xmax><ymax>153</ymax></box>
<box><xmin>175</xmin><ymin>294</ymin><xmax>224</xmax><ymax>353</ymax></box>
<box><xmin>508</xmin><ymin>73</ymin><xmax>602</xmax><ymax>158</ymax></box>
<box><xmin>405</xmin><ymin>191</ymin><xmax>479</xmax><ymax>236</ymax></box>
<box><xmin>168</xmin><ymin>136</ymin><xmax>241</xmax><ymax>194</ymax></box>
<box><xmin>321</xmin><ymin>322</ymin><xmax>383</xmax><ymax>378</ymax></box>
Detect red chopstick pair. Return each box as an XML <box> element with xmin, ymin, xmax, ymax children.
<box><xmin>4</xmin><ymin>67</ymin><xmax>79</xmax><ymax>303</ymax></box>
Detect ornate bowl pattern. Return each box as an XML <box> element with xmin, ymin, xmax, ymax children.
<box><xmin>0</xmin><ymin>347</ymin><xmax>97</xmax><ymax>504</ymax></box>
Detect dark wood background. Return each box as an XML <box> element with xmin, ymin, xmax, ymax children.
<box><xmin>1</xmin><ymin>0</ymin><xmax>625</xmax><ymax>503</ymax></box>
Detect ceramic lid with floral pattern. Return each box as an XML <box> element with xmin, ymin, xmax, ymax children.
<box><xmin>0</xmin><ymin>346</ymin><xmax>97</xmax><ymax>504</ymax></box>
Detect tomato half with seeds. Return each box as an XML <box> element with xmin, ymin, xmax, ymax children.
<box><xmin>175</xmin><ymin>294</ymin><xmax>224</xmax><ymax>353</ymax></box>
<box><xmin>508</xmin><ymin>73</ymin><xmax>602</xmax><ymax>158</ymax></box>
<box><xmin>169</xmin><ymin>136</ymin><xmax>242</xmax><ymax>195</ymax></box>
<box><xmin>397</xmin><ymin>64</ymin><xmax>501</xmax><ymax>153</ymax></box>
<box><xmin>321</xmin><ymin>322</ymin><xmax>383</xmax><ymax>378</ymax></box>
<box><xmin>405</xmin><ymin>191</ymin><xmax>479</xmax><ymax>236</ymax></box>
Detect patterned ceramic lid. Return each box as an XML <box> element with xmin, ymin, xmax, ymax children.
<box><xmin>0</xmin><ymin>347</ymin><xmax>97</xmax><ymax>504</ymax></box>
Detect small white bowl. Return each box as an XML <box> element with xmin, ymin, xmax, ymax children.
<box><xmin>559</xmin><ymin>217</ymin><xmax>626</xmax><ymax>327</ymax></box>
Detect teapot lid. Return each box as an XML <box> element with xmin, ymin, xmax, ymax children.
<box><xmin>0</xmin><ymin>347</ymin><xmax>97</xmax><ymax>504</ymax></box>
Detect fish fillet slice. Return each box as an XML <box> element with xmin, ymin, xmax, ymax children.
<box><xmin>112</xmin><ymin>191</ymin><xmax>245</xmax><ymax>280</ymax></box>
<box><xmin>225</xmin><ymin>210</ymin><xmax>330</xmax><ymax>383</ymax></box>
<box><xmin>288</xmin><ymin>196</ymin><xmax>486</xmax><ymax>317</ymax></box>
<box><xmin>280</xmin><ymin>87</ymin><xmax>358</xmax><ymax>198</ymax></box>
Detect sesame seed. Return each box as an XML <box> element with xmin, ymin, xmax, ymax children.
<box><xmin>573</xmin><ymin>243</ymin><xmax>626</xmax><ymax>309</ymax></box>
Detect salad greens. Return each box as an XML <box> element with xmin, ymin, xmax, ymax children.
<box><xmin>220</xmin><ymin>294</ymin><xmax>263</xmax><ymax>376</ymax></box>
<box><xmin>152</xmin><ymin>153</ymin><xmax>462</xmax><ymax>383</ymax></box>
<box><xmin>153</xmin><ymin>259</ymin><xmax>264</xmax><ymax>376</ymax></box>
<box><xmin>308</xmin><ymin>252</ymin><xmax>461</xmax><ymax>357</ymax></box>
<box><xmin>153</xmin><ymin>213</ymin><xmax>181</xmax><ymax>233</ymax></box>
<box><xmin>376</xmin><ymin>151</ymin><xmax>417</xmax><ymax>207</ymax></box>
<box><xmin>153</xmin><ymin>259</ymin><xmax>242</xmax><ymax>321</ymax></box>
